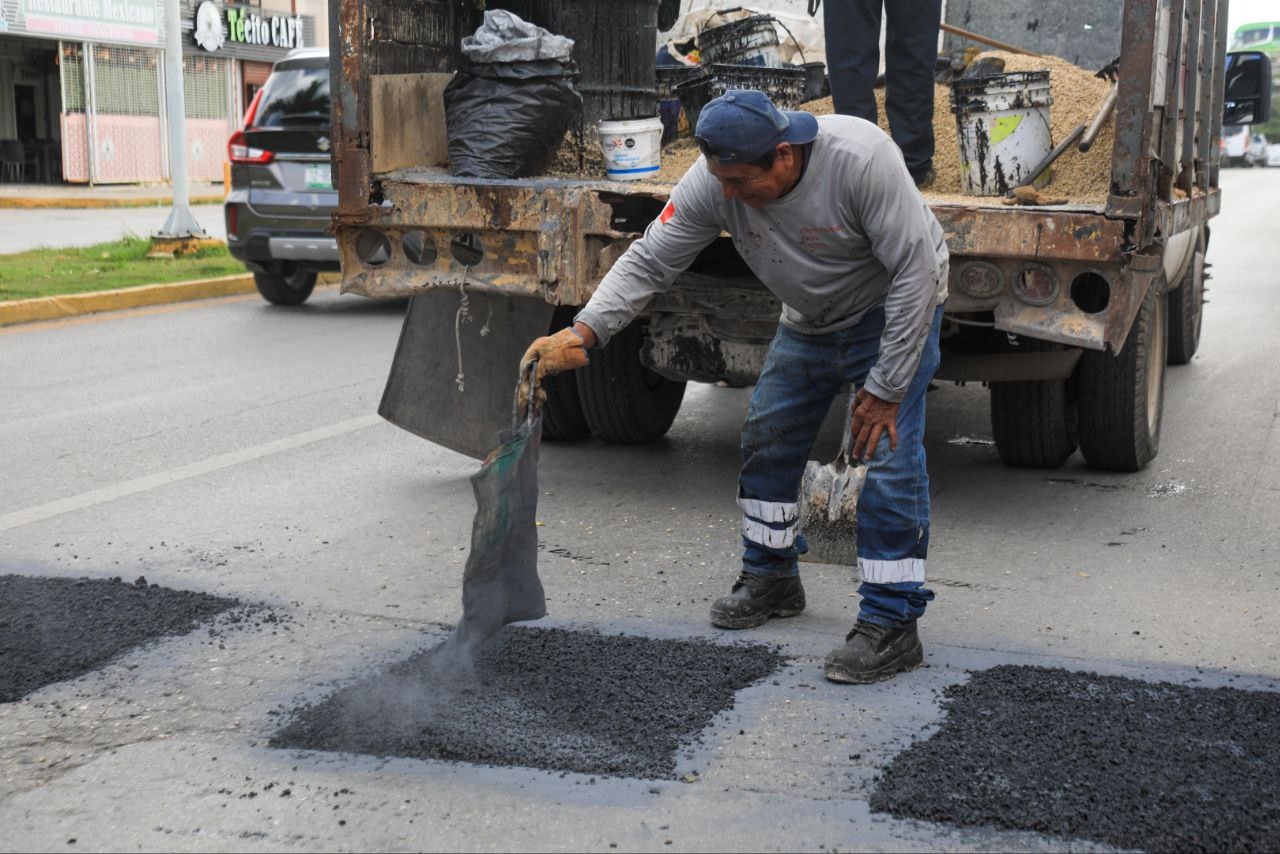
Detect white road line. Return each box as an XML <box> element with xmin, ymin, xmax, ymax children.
<box><xmin>0</xmin><ymin>413</ymin><xmax>383</xmax><ymax>533</ymax></box>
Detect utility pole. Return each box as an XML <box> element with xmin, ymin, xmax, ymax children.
<box><xmin>155</xmin><ymin>0</ymin><xmax>207</xmax><ymax>241</ymax></box>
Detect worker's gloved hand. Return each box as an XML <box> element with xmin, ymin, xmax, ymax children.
<box><xmin>518</xmin><ymin>327</ymin><xmax>590</xmax><ymax>411</ymax></box>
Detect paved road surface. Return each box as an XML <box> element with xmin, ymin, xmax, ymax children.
<box><xmin>0</xmin><ymin>169</ymin><xmax>1278</xmax><ymax>850</ymax></box>
<box><xmin>0</xmin><ymin>204</ymin><xmax>225</xmax><ymax>254</ymax></box>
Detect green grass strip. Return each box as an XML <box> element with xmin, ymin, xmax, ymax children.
<box><xmin>0</xmin><ymin>237</ymin><xmax>247</xmax><ymax>301</ymax></box>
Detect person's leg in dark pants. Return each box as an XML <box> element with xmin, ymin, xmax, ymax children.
<box><xmin>824</xmin><ymin>306</ymin><xmax>943</xmax><ymax>683</ymax></box>
<box><xmin>884</xmin><ymin>0</ymin><xmax>943</xmax><ymax>177</ymax></box>
<box><xmin>823</xmin><ymin>0</ymin><xmax>883</xmax><ymax>123</ymax></box>
<box><xmin>710</xmin><ymin>324</ymin><xmax>843</xmax><ymax>629</ymax></box>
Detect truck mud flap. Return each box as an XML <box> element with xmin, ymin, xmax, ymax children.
<box><xmin>379</xmin><ymin>289</ymin><xmax>555</xmax><ymax>460</ymax></box>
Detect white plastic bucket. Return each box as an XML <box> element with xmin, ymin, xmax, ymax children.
<box><xmin>950</xmin><ymin>71</ymin><xmax>1053</xmax><ymax>196</ymax></box>
<box><xmin>598</xmin><ymin>117</ymin><xmax>663</xmax><ymax>181</ymax></box>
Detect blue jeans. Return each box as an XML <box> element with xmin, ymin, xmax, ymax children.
<box><xmin>738</xmin><ymin>305</ymin><xmax>942</xmax><ymax>627</ymax></box>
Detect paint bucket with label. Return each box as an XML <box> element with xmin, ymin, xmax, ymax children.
<box><xmin>950</xmin><ymin>71</ymin><xmax>1053</xmax><ymax>196</ymax></box>
<box><xmin>598</xmin><ymin>117</ymin><xmax>663</xmax><ymax>180</ymax></box>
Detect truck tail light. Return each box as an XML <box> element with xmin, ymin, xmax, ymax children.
<box><xmin>1013</xmin><ymin>264</ymin><xmax>1058</xmax><ymax>305</ymax></box>
<box><xmin>956</xmin><ymin>261</ymin><xmax>1003</xmax><ymax>298</ymax></box>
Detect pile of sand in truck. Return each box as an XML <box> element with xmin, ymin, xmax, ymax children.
<box><xmin>644</xmin><ymin>51</ymin><xmax>1116</xmax><ymax>205</ymax></box>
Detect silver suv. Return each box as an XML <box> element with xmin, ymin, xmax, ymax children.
<box><xmin>225</xmin><ymin>47</ymin><xmax>337</xmax><ymax>305</ymax></box>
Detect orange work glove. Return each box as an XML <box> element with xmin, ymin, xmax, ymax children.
<box><xmin>518</xmin><ymin>327</ymin><xmax>590</xmax><ymax>411</ymax></box>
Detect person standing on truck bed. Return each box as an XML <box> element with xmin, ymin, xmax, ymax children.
<box><xmin>821</xmin><ymin>0</ymin><xmax>943</xmax><ymax>188</ymax></box>
<box><xmin>520</xmin><ymin>90</ymin><xmax>949</xmax><ymax>684</ymax></box>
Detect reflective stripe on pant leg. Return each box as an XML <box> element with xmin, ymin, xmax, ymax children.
<box><xmin>859</xmin><ymin>556</ymin><xmax>927</xmax><ymax>584</ymax></box>
<box><xmin>740</xmin><ymin>510</ymin><xmax>801</xmax><ymax>550</ymax></box>
<box><xmin>740</xmin><ymin>324</ymin><xmax>843</xmax><ymax>576</ymax></box>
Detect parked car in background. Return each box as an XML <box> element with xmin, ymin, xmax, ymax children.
<box><xmin>1221</xmin><ymin>124</ymin><xmax>1249</xmax><ymax>166</ymax></box>
<box><xmin>1245</xmin><ymin>132</ymin><xmax>1269</xmax><ymax>167</ymax></box>
<box><xmin>225</xmin><ymin>47</ymin><xmax>337</xmax><ymax>305</ymax></box>
<box><xmin>1267</xmin><ymin>143</ymin><xmax>1280</xmax><ymax>167</ymax></box>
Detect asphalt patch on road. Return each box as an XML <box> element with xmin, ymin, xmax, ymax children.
<box><xmin>0</xmin><ymin>574</ymin><xmax>238</xmax><ymax>703</ymax></box>
<box><xmin>271</xmin><ymin>626</ymin><xmax>783</xmax><ymax>779</ymax></box>
<box><xmin>871</xmin><ymin>665</ymin><xmax>1280</xmax><ymax>851</ymax></box>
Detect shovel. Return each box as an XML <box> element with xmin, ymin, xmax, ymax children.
<box><xmin>797</xmin><ymin>407</ymin><xmax>866</xmax><ymax>567</ymax></box>
<box><xmin>454</xmin><ymin>360</ymin><xmax>548</xmax><ymax>649</ymax></box>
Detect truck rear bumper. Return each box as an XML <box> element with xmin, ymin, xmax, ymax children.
<box><xmin>335</xmin><ymin>175</ymin><xmax>1219</xmax><ymax>357</ymax></box>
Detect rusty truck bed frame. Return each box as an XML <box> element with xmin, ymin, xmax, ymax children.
<box><xmin>331</xmin><ymin>0</ymin><xmax>1229</xmax><ymax>363</ymax></box>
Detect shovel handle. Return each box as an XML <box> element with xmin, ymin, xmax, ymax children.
<box><xmin>513</xmin><ymin>359</ymin><xmax>540</xmax><ymax>427</ymax></box>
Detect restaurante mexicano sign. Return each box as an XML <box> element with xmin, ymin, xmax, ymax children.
<box><xmin>18</xmin><ymin>0</ymin><xmax>160</xmax><ymax>44</ymax></box>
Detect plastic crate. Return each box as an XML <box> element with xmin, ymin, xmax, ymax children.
<box><xmin>656</xmin><ymin>65</ymin><xmax>706</xmax><ymax>100</ymax></box>
<box><xmin>674</xmin><ymin>63</ymin><xmax>808</xmax><ymax>130</ymax></box>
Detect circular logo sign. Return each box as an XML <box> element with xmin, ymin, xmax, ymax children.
<box><xmin>194</xmin><ymin>1</ymin><xmax>225</xmax><ymax>52</ymax></box>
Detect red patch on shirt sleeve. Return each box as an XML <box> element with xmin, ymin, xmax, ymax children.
<box><xmin>659</xmin><ymin>201</ymin><xmax>675</xmax><ymax>224</ymax></box>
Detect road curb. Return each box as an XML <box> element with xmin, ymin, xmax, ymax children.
<box><xmin>0</xmin><ymin>195</ymin><xmax>226</xmax><ymax>210</ymax></box>
<box><xmin>0</xmin><ymin>275</ymin><xmax>258</xmax><ymax>327</ymax></box>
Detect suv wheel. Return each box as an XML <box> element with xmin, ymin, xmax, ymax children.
<box><xmin>254</xmin><ymin>271</ymin><xmax>317</xmax><ymax>306</ymax></box>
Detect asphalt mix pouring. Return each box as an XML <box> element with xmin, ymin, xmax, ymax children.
<box><xmin>870</xmin><ymin>664</ymin><xmax>1280</xmax><ymax>852</ymax></box>
<box><xmin>271</xmin><ymin>626</ymin><xmax>784</xmax><ymax>779</ymax></box>
<box><xmin>0</xmin><ymin>574</ymin><xmax>238</xmax><ymax>703</ymax></box>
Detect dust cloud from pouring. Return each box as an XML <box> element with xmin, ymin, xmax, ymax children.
<box><xmin>271</xmin><ymin>627</ymin><xmax>783</xmax><ymax>779</ymax></box>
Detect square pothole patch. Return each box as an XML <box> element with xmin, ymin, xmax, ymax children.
<box><xmin>271</xmin><ymin>626</ymin><xmax>783</xmax><ymax>779</ymax></box>
<box><xmin>0</xmin><ymin>574</ymin><xmax>239</xmax><ymax>703</ymax></box>
<box><xmin>871</xmin><ymin>665</ymin><xmax>1280</xmax><ymax>851</ymax></box>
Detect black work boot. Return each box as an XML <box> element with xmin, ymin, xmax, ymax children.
<box><xmin>823</xmin><ymin>620</ymin><xmax>923</xmax><ymax>684</ymax></box>
<box><xmin>709</xmin><ymin>574</ymin><xmax>805</xmax><ymax>629</ymax></box>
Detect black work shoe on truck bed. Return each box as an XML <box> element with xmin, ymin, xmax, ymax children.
<box><xmin>823</xmin><ymin>620</ymin><xmax>923</xmax><ymax>684</ymax></box>
<box><xmin>709</xmin><ymin>574</ymin><xmax>805</xmax><ymax>629</ymax></box>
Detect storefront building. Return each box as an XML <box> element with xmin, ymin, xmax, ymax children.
<box><xmin>0</xmin><ymin>0</ymin><xmax>323</xmax><ymax>184</ymax></box>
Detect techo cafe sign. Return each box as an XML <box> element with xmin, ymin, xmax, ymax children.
<box><xmin>193</xmin><ymin>0</ymin><xmax>304</xmax><ymax>51</ymax></box>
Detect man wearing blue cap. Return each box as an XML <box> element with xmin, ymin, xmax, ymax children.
<box><xmin>520</xmin><ymin>90</ymin><xmax>949</xmax><ymax>684</ymax></box>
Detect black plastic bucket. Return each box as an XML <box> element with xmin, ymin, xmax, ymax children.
<box><xmin>373</xmin><ymin>0</ymin><xmax>481</xmax><ymax>73</ymax></box>
<box><xmin>674</xmin><ymin>63</ymin><xmax>807</xmax><ymax>130</ymax></box>
<box><xmin>801</xmin><ymin>61</ymin><xmax>827</xmax><ymax>101</ymax></box>
<box><xmin>656</xmin><ymin>65</ymin><xmax>704</xmax><ymax>145</ymax></box>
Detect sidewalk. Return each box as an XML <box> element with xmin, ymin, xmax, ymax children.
<box><xmin>0</xmin><ymin>182</ymin><xmax>225</xmax><ymax>209</ymax></box>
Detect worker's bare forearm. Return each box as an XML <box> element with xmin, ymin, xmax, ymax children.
<box><xmin>572</xmin><ymin>321</ymin><xmax>598</xmax><ymax>348</ymax></box>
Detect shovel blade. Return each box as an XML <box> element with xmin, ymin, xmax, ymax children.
<box><xmin>798</xmin><ymin>459</ymin><xmax>865</xmax><ymax>566</ymax></box>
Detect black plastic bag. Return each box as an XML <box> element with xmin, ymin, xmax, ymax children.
<box><xmin>444</xmin><ymin>59</ymin><xmax>582</xmax><ymax>178</ymax></box>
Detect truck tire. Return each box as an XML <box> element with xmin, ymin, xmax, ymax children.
<box><xmin>989</xmin><ymin>341</ymin><xmax>1078</xmax><ymax>469</ymax></box>
<box><xmin>574</xmin><ymin>321</ymin><xmax>686</xmax><ymax>444</ymax></box>
<box><xmin>540</xmin><ymin>308</ymin><xmax>592</xmax><ymax>441</ymax></box>
<box><xmin>254</xmin><ymin>271</ymin><xmax>316</xmax><ymax>306</ymax></box>
<box><xmin>1077</xmin><ymin>284</ymin><xmax>1166</xmax><ymax>472</ymax></box>
<box><xmin>1166</xmin><ymin>227</ymin><xmax>1206</xmax><ymax>365</ymax></box>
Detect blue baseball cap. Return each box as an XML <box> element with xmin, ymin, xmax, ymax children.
<box><xmin>694</xmin><ymin>89</ymin><xmax>819</xmax><ymax>164</ymax></box>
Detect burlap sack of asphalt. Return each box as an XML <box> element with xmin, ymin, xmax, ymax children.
<box><xmin>871</xmin><ymin>664</ymin><xmax>1280</xmax><ymax>850</ymax></box>
<box><xmin>454</xmin><ymin>414</ymin><xmax>547</xmax><ymax>650</ymax></box>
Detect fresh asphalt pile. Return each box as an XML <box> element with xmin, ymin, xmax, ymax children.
<box><xmin>0</xmin><ymin>574</ymin><xmax>238</xmax><ymax>702</ymax></box>
<box><xmin>871</xmin><ymin>664</ymin><xmax>1280</xmax><ymax>851</ymax></box>
<box><xmin>271</xmin><ymin>626</ymin><xmax>783</xmax><ymax>779</ymax></box>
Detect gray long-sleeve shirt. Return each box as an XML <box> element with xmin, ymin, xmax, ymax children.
<box><xmin>575</xmin><ymin>114</ymin><xmax>950</xmax><ymax>402</ymax></box>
